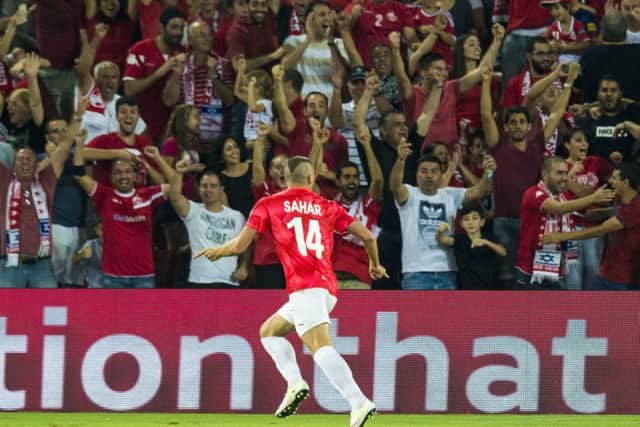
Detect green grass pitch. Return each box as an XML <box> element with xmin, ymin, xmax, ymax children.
<box><xmin>0</xmin><ymin>413</ymin><xmax>639</xmax><ymax>427</ymax></box>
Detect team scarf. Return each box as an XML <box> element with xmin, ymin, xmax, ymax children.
<box><xmin>531</xmin><ymin>181</ymin><xmax>578</xmax><ymax>284</ymax></box>
<box><xmin>5</xmin><ymin>178</ymin><xmax>50</xmax><ymax>267</ymax></box>
<box><xmin>182</xmin><ymin>54</ymin><xmax>214</xmax><ymax>106</ymax></box>
<box><xmin>335</xmin><ymin>194</ymin><xmax>380</xmax><ymax>247</ymax></box>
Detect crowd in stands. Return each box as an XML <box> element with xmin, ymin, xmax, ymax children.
<box><xmin>0</xmin><ymin>0</ymin><xmax>638</xmax><ymax>290</ymax></box>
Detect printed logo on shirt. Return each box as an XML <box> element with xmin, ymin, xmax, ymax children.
<box><xmin>595</xmin><ymin>126</ymin><xmax>616</xmax><ymax>138</ymax></box>
<box><xmin>126</xmin><ymin>54</ymin><xmax>141</xmax><ymax>66</ymax></box>
<box><xmin>386</xmin><ymin>12</ymin><xmax>397</xmax><ymax>22</ymax></box>
<box><xmin>418</xmin><ymin>201</ymin><xmax>445</xmax><ymax>247</ymax></box>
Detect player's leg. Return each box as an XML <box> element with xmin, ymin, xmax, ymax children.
<box><xmin>294</xmin><ymin>289</ymin><xmax>375</xmax><ymax>426</ymax></box>
<box><xmin>259</xmin><ymin>309</ymin><xmax>309</xmax><ymax>417</ymax></box>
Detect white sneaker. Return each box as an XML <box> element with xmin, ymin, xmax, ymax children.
<box><xmin>350</xmin><ymin>399</ymin><xmax>376</xmax><ymax>427</ymax></box>
<box><xmin>274</xmin><ymin>379</ymin><xmax>310</xmax><ymax>418</ymax></box>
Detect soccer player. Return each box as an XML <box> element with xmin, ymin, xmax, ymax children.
<box><xmin>196</xmin><ymin>156</ymin><xmax>387</xmax><ymax>427</ymax></box>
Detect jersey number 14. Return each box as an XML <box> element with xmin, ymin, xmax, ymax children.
<box><xmin>286</xmin><ymin>217</ymin><xmax>325</xmax><ymax>259</ymax></box>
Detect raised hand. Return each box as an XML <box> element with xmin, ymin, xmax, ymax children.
<box><xmin>94</xmin><ymin>23</ymin><xmax>109</xmax><ymax>40</ymax></box>
<box><xmin>23</xmin><ymin>53</ymin><xmax>40</xmax><ymax>78</ymax></box>
<box><xmin>76</xmin><ymin>96</ymin><xmax>90</xmax><ymax>116</ymax></box>
<box><xmin>143</xmin><ymin>145</ymin><xmax>161</xmax><ymax>160</ymax></box>
<box><xmin>364</xmin><ymin>70</ymin><xmax>381</xmax><ymax>93</ymax></box>
<box><xmin>355</xmin><ymin>125</ymin><xmax>371</xmax><ymax>146</ymax></box>
<box><xmin>207</xmin><ymin>55</ymin><xmax>218</xmax><ymax>73</ymax></box>
<box><xmin>482</xmin><ymin>154</ymin><xmax>496</xmax><ymax>174</ymax></box>
<box><xmin>388</xmin><ymin>31</ymin><xmax>401</xmax><ymax>50</ymax></box>
<box><xmin>566</xmin><ymin>62</ymin><xmax>580</xmax><ymax>83</ymax></box>
<box><xmin>481</xmin><ymin>65</ymin><xmax>493</xmax><ymax>83</ymax></box>
<box><xmin>492</xmin><ymin>23</ymin><xmax>505</xmax><ymax>41</ymax></box>
<box><xmin>313</xmin><ymin>127</ymin><xmax>331</xmax><ymax>145</ymax></box>
<box><xmin>74</xmin><ymin>128</ymin><xmax>88</xmax><ymax>146</ymax></box>
<box><xmin>308</xmin><ymin>117</ymin><xmax>322</xmax><ymax>133</ymax></box>
<box><xmin>257</xmin><ymin>121</ymin><xmax>271</xmax><ymax>139</ymax></box>
<box><xmin>396</xmin><ymin>138</ymin><xmax>412</xmax><ymax>161</ymax></box>
<box><xmin>272</xmin><ymin>64</ymin><xmax>284</xmax><ymax>81</ymax></box>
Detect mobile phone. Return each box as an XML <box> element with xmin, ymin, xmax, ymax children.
<box><xmin>561</xmin><ymin>64</ymin><xmax>569</xmax><ymax>74</ymax></box>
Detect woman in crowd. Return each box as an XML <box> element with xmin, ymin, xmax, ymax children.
<box><xmin>213</xmin><ymin>135</ymin><xmax>254</xmax><ymax>219</ymax></box>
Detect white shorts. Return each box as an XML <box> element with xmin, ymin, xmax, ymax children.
<box><xmin>276</xmin><ymin>288</ymin><xmax>337</xmax><ymax>337</ymax></box>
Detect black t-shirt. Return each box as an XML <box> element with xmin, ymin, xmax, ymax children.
<box><xmin>2</xmin><ymin>110</ymin><xmax>46</xmax><ymax>155</ymax></box>
<box><xmin>582</xmin><ymin>103</ymin><xmax>640</xmax><ymax>162</ymax></box>
<box><xmin>219</xmin><ymin>169</ymin><xmax>255</xmax><ymax>219</ymax></box>
<box><xmin>453</xmin><ymin>231</ymin><xmax>501</xmax><ymax>290</ymax></box>
<box><xmin>358</xmin><ymin>125</ymin><xmax>423</xmax><ymax>231</ymax></box>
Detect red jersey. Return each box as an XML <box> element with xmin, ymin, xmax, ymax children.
<box><xmin>411</xmin><ymin>7</ymin><xmax>455</xmax><ymax>65</ymax></box>
<box><xmin>566</xmin><ymin>156</ymin><xmax>611</xmax><ymax>226</ymax></box>
<box><xmin>545</xmin><ymin>17</ymin><xmax>589</xmax><ymax>44</ymax></box>
<box><xmin>506</xmin><ymin>0</ymin><xmax>550</xmax><ymax>32</ymax></box>
<box><xmin>124</xmin><ymin>39</ymin><xmax>184</xmax><ymax>142</ymax></box>
<box><xmin>86</xmin><ymin>132</ymin><xmax>155</xmax><ymax>188</ymax></box>
<box><xmin>502</xmin><ymin>68</ymin><xmax>545</xmax><ymax>109</ymax></box>
<box><xmin>516</xmin><ymin>184</ymin><xmax>553</xmax><ymax>275</ymax></box>
<box><xmin>344</xmin><ymin>0</ymin><xmax>413</xmax><ymax>66</ymax></box>
<box><xmin>91</xmin><ymin>183</ymin><xmax>165</xmax><ymax>277</ymax></box>
<box><xmin>87</xmin><ymin>17</ymin><xmax>137</xmax><ymax>73</ymax></box>
<box><xmin>600</xmin><ymin>195</ymin><xmax>640</xmax><ymax>286</ymax></box>
<box><xmin>247</xmin><ymin>187</ymin><xmax>354</xmax><ymax>296</ymax></box>
<box><xmin>252</xmin><ymin>180</ymin><xmax>282</xmax><ymax>265</ymax></box>
<box><xmin>333</xmin><ymin>194</ymin><xmax>381</xmax><ymax>285</ymax></box>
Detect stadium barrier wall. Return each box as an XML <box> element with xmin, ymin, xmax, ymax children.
<box><xmin>0</xmin><ymin>290</ymin><xmax>638</xmax><ymax>414</ymax></box>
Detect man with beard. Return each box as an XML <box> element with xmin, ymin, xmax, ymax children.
<box><xmin>226</xmin><ymin>0</ymin><xmax>285</xmax><ymax>72</ymax></box>
<box><xmin>72</xmin><ymin>136</ymin><xmax>173</xmax><ymax>288</ymax></box>
<box><xmin>516</xmin><ymin>157</ymin><xmax>615</xmax><ymax>288</ymax></box>
<box><xmin>332</xmin><ymin>125</ymin><xmax>384</xmax><ymax>289</ymax></box>
<box><xmin>502</xmin><ymin>36</ymin><xmax>556</xmax><ymax>110</ymax></box>
<box><xmin>85</xmin><ymin>96</ymin><xmax>164</xmax><ymax>188</ymax></box>
<box><xmin>272</xmin><ymin>65</ymin><xmax>347</xmax><ymax>199</ymax></box>
<box><xmin>482</xmin><ymin>66</ymin><xmax>561</xmax><ymax>288</ymax></box>
<box><xmin>124</xmin><ymin>7</ymin><xmax>186</xmax><ymax>142</ymax></box>
<box><xmin>581</xmin><ymin>76</ymin><xmax>640</xmax><ymax>165</ymax></box>
<box><xmin>76</xmin><ymin>24</ymin><xmax>147</xmax><ymax>142</ymax></box>
<box><xmin>542</xmin><ymin>162</ymin><xmax>640</xmax><ymax>289</ymax></box>
<box><xmin>390</xmin><ymin>144</ymin><xmax>496</xmax><ymax>290</ymax></box>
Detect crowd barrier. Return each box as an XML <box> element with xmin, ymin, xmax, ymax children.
<box><xmin>0</xmin><ymin>290</ymin><xmax>638</xmax><ymax>414</ymax></box>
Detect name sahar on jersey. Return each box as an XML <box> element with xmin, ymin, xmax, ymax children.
<box><xmin>283</xmin><ymin>200</ymin><xmax>323</xmax><ymax>216</ymax></box>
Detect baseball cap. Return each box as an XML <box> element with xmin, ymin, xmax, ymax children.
<box><xmin>348</xmin><ymin>66</ymin><xmax>367</xmax><ymax>82</ymax></box>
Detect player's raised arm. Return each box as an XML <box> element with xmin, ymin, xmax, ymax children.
<box><xmin>346</xmin><ymin>220</ymin><xmax>389</xmax><ymax>280</ymax></box>
<box><xmin>194</xmin><ymin>226</ymin><xmax>258</xmax><ymax>262</ymax></box>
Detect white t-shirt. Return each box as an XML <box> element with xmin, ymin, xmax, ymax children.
<box><xmin>244</xmin><ymin>99</ymin><xmax>273</xmax><ymax>141</ymax></box>
<box><xmin>283</xmin><ymin>35</ymin><xmax>348</xmax><ymax>98</ymax></box>
<box><xmin>74</xmin><ymin>81</ymin><xmax>147</xmax><ymax>143</ymax></box>
<box><xmin>182</xmin><ymin>202</ymin><xmax>245</xmax><ymax>285</ymax></box>
<box><xmin>396</xmin><ymin>184</ymin><xmax>466</xmax><ymax>273</ymax></box>
<box><xmin>338</xmin><ymin>99</ymin><xmax>380</xmax><ymax>186</ymax></box>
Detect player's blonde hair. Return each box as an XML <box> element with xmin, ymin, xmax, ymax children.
<box><xmin>286</xmin><ymin>156</ymin><xmax>313</xmax><ymax>185</ymax></box>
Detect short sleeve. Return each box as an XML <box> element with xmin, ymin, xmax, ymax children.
<box><xmin>332</xmin><ymin>202</ymin><xmax>354</xmax><ymax>233</ymax></box>
<box><xmin>183</xmin><ymin>200</ymin><xmax>199</xmax><ymax>223</ymax></box>
<box><xmin>398</xmin><ymin>3</ymin><xmax>414</xmax><ymax>28</ymax></box>
<box><xmin>525</xmin><ymin>188</ymin><xmax>551</xmax><ymax>212</ymax></box>
<box><xmin>448</xmin><ymin>187</ymin><xmax>466</xmax><ymax>210</ymax></box>
<box><xmin>124</xmin><ymin>46</ymin><xmax>146</xmax><ymax>80</ymax></box>
<box><xmin>139</xmin><ymin>185</ymin><xmax>167</xmax><ymax>208</ymax></box>
<box><xmin>246</xmin><ymin>198</ymin><xmax>270</xmax><ymax>233</ymax></box>
<box><xmin>395</xmin><ymin>184</ymin><xmax>416</xmax><ymax>211</ymax></box>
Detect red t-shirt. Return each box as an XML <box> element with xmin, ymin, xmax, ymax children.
<box><xmin>403</xmin><ymin>80</ymin><xmax>461</xmax><ymax>149</ymax></box>
<box><xmin>252</xmin><ymin>180</ymin><xmax>282</xmax><ymax>265</ymax></box>
<box><xmin>545</xmin><ymin>17</ymin><xmax>589</xmax><ymax>44</ymax></box>
<box><xmin>333</xmin><ymin>194</ymin><xmax>381</xmax><ymax>285</ymax></box>
<box><xmin>87</xmin><ymin>133</ymin><xmax>155</xmax><ymax>188</ymax></box>
<box><xmin>506</xmin><ymin>0</ymin><xmax>551</xmax><ymax>32</ymax></box>
<box><xmin>566</xmin><ymin>156</ymin><xmax>612</xmax><ymax>227</ymax></box>
<box><xmin>456</xmin><ymin>74</ymin><xmax>501</xmax><ymax>131</ymax></box>
<box><xmin>491</xmin><ymin>131</ymin><xmax>545</xmax><ymax>218</ymax></box>
<box><xmin>600</xmin><ymin>196</ymin><xmax>640</xmax><ymax>286</ymax></box>
<box><xmin>0</xmin><ymin>164</ymin><xmax>58</xmax><ymax>257</ymax></box>
<box><xmin>246</xmin><ymin>187</ymin><xmax>354</xmax><ymax>296</ymax></box>
<box><xmin>515</xmin><ymin>184</ymin><xmax>552</xmax><ymax>275</ymax></box>
<box><xmin>225</xmin><ymin>13</ymin><xmax>278</xmax><ymax>62</ymax></box>
<box><xmin>411</xmin><ymin>7</ymin><xmax>455</xmax><ymax>65</ymax></box>
<box><xmin>35</xmin><ymin>0</ymin><xmax>87</xmax><ymax>69</ymax></box>
<box><xmin>124</xmin><ymin>39</ymin><xmax>183</xmax><ymax>142</ymax></box>
<box><xmin>91</xmin><ymin>183</ymin><xmax>165</xmax><ymax>277</ymax></box>
<box><xmin>344</xmin><ymin>0</ymin><xmax>413</xmax><ymax>66</ymax></box>
<box><xmin>88</xmin><ymin>17</ymin><xmax>137</xmax><ymax>73</ymax></box>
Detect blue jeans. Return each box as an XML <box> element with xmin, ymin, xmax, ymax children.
<box><xmin>102</xmin><ymin>275</ymin><xmax>155</xmax><ymax>289</ymax></box>
<box><xmin>565</xmin><ymin>234</ymin><xmax>604</xmax><ymax>290</ymax></box>
<box><xmin>493</xmin><ymin>217</ymin><xmax>520</xmax><ymax>281</ymax></box>
<box><xmin>595</xmin><ymin>276</ymin><xmax>630</xmax><ymax>290</ymax></box>
<box><xmin>402</xmin><ymin>272</ymin><xmax>457</xmax><ymax>290</ymax></box>
<box><xmin>0</xmin><ymin>258</ymin><xmax>57</xmax><ymax>288</ymax></box>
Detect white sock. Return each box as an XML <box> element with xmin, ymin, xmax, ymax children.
<box><xmin>313</xmin><ymin>345</ymin><xmax>366</xmax><ymax>410</ymax></box>
<box><xmin>261</xmin><ymin>337</ymin><xmax>303</xmax><ymax>388</ymax></box>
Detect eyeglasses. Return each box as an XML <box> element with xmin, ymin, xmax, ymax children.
<box><xmin>48</xmin><ymin>127</ymin><xmax>68</xmax><ymax>134</ymax></box>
